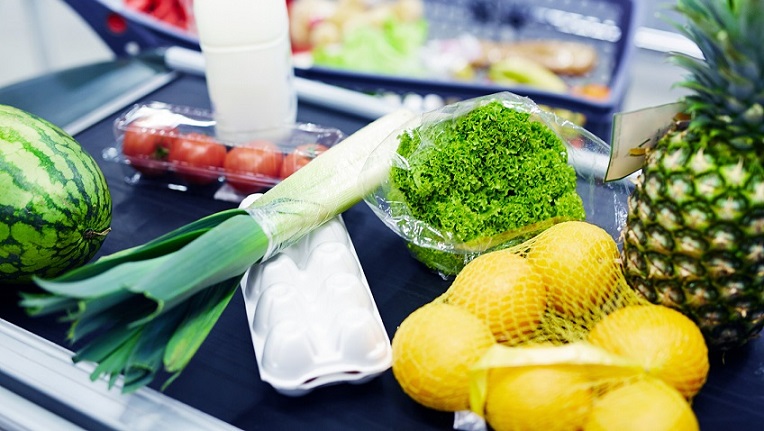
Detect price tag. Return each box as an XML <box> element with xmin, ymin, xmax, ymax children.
<box><xmin>606</xmin><ymin>102</ymin><xmax>685</xmax><ymax>182</ymax></box>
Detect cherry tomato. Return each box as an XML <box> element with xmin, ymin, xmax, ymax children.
<box><xmin>280</xmin><ymin>143</ymin><xmax>329</xmax><ymax>179</ymax></box>
<box><xmin>122</xmin><ymin>121</ymin><xmax>177</xmax><ymax>176</ymax></box>
<box><xmin>168</xmin><ymin>133</ymin><xmax>227</xmax><ymax>185</ymax></box>
<box><xmin>224</xmin><ymin>140</ymin><xmax>284</xmax><ymax>194</ymax></box>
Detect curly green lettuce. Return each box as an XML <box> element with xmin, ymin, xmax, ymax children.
<box><xmin>390</xmin><ymin>100</ymin><xmax>585</xmax><ymax>275</ymax></box>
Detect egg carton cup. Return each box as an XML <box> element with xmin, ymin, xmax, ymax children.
<box><xmin>238</xmin><ymin>195</ymin><xmax>392</xmax><ymax>396</ymax></box>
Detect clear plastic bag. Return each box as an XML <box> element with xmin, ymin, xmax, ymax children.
<box><xmin>362</xmin><ymin>91</ymin><xmax>632</xmax><ymax>277</ymax></box>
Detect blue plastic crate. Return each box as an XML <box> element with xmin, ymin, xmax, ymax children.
<box><xmin>295</xmin><ymin>0</ymin><xmax>642</xmax><ymax>141</ymax></box>
<box><xmin>64</xmin><ymin>0</ymin><xmax>640</xmax><ymax>141</ymax></box>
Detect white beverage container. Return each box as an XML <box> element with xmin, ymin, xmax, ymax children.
<box><xmin>193</xmin><ymin>0</ymin><xmax>297</xmax><ymax>142</ymax></box>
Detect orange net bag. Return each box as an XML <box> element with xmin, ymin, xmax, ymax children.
<box><xmin>390</xmin><ymin>221</ymin><xmax>710</xmax><ymax>431</ymax></box>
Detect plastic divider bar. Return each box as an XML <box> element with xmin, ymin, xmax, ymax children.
<box><xmin>0</xmin><ymin>319</ymin><xmax>242</xmax><ymax>431</ymax></box>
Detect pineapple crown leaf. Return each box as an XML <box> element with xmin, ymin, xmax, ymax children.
<box><xmin>671</xmin><ymin>0</ymin><xmax>764</xmax><ymax>151</ymax></box>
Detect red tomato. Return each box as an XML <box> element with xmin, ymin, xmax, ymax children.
<box><xmin>168</xmin><ymin>133</ymin><xmax>227</xmax><ymax>185</ymax></box>
<box><xmin>279</xmin><ymin>143</ymin><xmax>329</xmax><ymax>179</ymax></box>
<box><xmin>122</xmin><ymin>122</ymin><xmax>177</xmax><ymax>176</ymax></box>
<box><xmin>224</xmin><ymin>140</ymin><xmax>284</xmax><ymax>194</ymax></box>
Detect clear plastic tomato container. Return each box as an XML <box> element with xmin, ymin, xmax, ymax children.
<box><xmin>102</xmin><ymin>102</ymin><xmax>345</xmax><ymax>202</ymax></box>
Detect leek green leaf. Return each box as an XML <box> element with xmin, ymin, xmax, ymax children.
<box><xmin>163</xmin><ymin>277</ymin><xmax>241</xmax><ymax>385</ymax></box>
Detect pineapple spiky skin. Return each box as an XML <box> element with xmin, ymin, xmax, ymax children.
<box><xmin>622</xmin><ymin>0</ymin><xmax>764</xmax><ymax>350</ymax></box>
<box><xmin>622</xmin><ymin>119</ymin><xmax>764</xmax><ymax>350</ymax></box>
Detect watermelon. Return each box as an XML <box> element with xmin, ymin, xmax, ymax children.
<box><xmin>0</xmin><ymin>105</ymin><xmax>112</xmax><ymax>284</ymax></box>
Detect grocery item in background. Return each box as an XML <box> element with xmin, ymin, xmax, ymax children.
<box><xmin>292</xmin><ymin>0</ymin><xmax>639</xmax><ymax>142</ymax></box>
<box><xmin>124</xmin><ymin>0</ymin><xmax>193</xmax><ymax>31</ymax></box>
<box><xmin>476</xmin><ymin>40</ymin><xmax>599</xmax><ymax>76</ymax></box>
<box><xmin>194</xmin><ymin>0</ymin><xmax>297</xmax><ymax>142</ymax></box>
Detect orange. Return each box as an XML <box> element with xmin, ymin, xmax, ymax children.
<box><xmin>587</xmin><ymin>304</ymin><xmax>709</xmax><ymax>398</ymax></box>
<box><xmin>526</xmin><ymin>221</ymin><xmax>623</xmax><ymax>321</ymax></box>
<box><xmin>446</xmin><ymin>249</ymin><xmax>547</xmax><ymax>344</ymax></box>
<box><xmin>485</xmin><ymin>364</ymin><xmax>592</xmax><ymax>431</ymax></box>
<box><xmin>585</xmin><ymin>378</ymin><xmax>699</xmax><ymax>431</ymax></box>
<box><xmin>391</xmin><ymin>302</ymin><xmax>496</xmax><ymax>411</ymax></box>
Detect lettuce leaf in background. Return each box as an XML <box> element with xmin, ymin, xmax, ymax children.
<box><xmin>312</xmin><ymin>18</ymin><xmax>428</xmax><ymax>76</ymax></box>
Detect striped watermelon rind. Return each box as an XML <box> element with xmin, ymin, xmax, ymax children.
<box><xmin>0</xmin><ymin>105</ymin><xmax>112</xmax><ymax>284</ymax></box>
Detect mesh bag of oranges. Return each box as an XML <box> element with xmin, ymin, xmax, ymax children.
<box><xmin>391</xmin><ymin>221</ymin><xmax>710</xmax><ymax>431</ymax></box>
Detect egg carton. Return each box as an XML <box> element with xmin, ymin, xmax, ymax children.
<box><xmin>238</xmin><ymin>197</ymin><xmax>392</xmax><ymax>396</ymax></box>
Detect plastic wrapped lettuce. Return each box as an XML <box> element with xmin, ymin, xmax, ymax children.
<box><xmin>363</xmin><ymin>92</ymin><xmax>630</xmax><ymax>277</ymax></box>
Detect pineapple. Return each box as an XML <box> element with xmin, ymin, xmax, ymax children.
<box><xmin>621</xmin><ymin>0</ymin><xmax>764</xmax><ymax>350</ymax></box>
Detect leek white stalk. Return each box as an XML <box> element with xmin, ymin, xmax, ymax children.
<box><xmin>247</xmin><ymin>108</ymin><xmax>419</xmax><ymax>258</ymax></box>
<box><xmin>21</xmin><ymin>108</ymin><xmax>416</xmax><ymax>393</ymax></box>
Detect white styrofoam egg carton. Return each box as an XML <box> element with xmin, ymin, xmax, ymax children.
<box><xmin>239</xmin><ymin>196</ymin><xmax>392</xmax><ymax>396</ymax></box>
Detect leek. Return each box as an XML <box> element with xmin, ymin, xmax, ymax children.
<box><xmin>20</xmin><ymin>109</ymin><xmax>417</xmax><ymax>393</ymax></box>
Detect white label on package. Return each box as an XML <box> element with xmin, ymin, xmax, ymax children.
<box><xmin>606</xmin><ymin>102</ymin><xmax>685</xmax><ymax>182</ymax></box>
